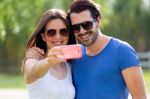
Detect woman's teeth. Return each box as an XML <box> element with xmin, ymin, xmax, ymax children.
<box><xmin>54</xmin><ymin>41</ymin><xmax>62</xmax><ymax>45</ymax></box>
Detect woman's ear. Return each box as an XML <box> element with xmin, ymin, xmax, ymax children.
<box><xmin>41</xmin><ymin>33</ymin><xmax>46</xmax><ymax>42</ymax></box>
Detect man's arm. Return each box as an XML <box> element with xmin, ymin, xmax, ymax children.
<box><xmin>122</xmin><ymin>66</ymin><xmax>147</xmax><ymax>99</ymax></box>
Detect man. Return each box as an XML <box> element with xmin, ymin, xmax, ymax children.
<box><xmin>67</xmin><ymin>0</ymin><xmax>147</xmax><ymax>99</ymax></box>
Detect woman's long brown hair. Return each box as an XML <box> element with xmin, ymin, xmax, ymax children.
<box><xmin>22</xmin><ymin>9</ymin><xmax>76</xmax><ymax>72</ymax></box>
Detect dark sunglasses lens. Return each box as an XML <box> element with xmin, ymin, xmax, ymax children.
<box><xmin>60</xmin><ymin>29</ymin><xmax>68</xmax><ymax>36</ymax></box>
<box><xmin>46</xmin><ymin>29</ymin><xmax>56</xmax><ymax>37</ymax></box>
<box><xmin>72</xmin><ymin>24</ymin><xmax>80</xmax><ymax>33</ymax></box>
<box><xmin>82</xmin><ymin>21</ymin><xmax>93</xmax><ymax>30</ymax></box>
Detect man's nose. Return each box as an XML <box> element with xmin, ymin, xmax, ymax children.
<box><xmin>79</xmin><ymin>26</ymin><xmax>86</xmax><ymax>34</ymax></box>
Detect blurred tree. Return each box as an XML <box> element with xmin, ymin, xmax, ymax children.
<box><xmin>0</xmin><ymin>0</ymin><xmax>149</xmax><ymax>73</ymax></box>
<box><xmin>104</xmin><ymin>0</ymin><xmax>150</xmax><ymax>51</ymax></box>
<box><xmin>0</xmin><ymin>0</ymin><xmax>69</xmax><ymax>73</ymax></box>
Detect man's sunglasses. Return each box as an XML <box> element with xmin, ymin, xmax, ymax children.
<box><xmin>45</xmin><ymin>28</ymin><xmax>68</xmax><ymax>37</ymax></box>
<box><xmin>71</xmin><ymin>20</ymin><xmax>95</xmax><ymax>33</ymax></box>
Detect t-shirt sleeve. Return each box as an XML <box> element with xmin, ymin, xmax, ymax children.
<box><xmin>117</xmin><ymin>42</ymin><xmax>141</xmax><ymax>71</ymax></box>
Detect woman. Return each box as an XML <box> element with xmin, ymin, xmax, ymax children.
<box><xmin>23</xmin><ymin>9</ymin><xmax>76</xmax><ymax>99</ymax></box>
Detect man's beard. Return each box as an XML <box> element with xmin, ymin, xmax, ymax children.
<box><xmin>77</xmin><ymin>30</ymin><xmax>98</xmax><ymax>47</ymax></box>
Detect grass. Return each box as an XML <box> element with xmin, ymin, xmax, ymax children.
<box><xmin>0</xmin><ymin>73</ymin><xmax>25</xmax><ymax>89</ymax></box>
<box><xmin>0</xmin><ymin>70</ymin><xmax>150</xmax><ymax>93</ymax></box>
<box><xmin>143</xmin><ymin>70</ymin><xmax>150</xmax><ymax>93</ymax></box>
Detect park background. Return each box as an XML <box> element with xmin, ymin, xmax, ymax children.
<box><xmin>0</xmin><ymin>0</ymin><xmax>150</xmax><ymax>98</ymax></box>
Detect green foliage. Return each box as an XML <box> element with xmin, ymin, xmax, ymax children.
<box><xmin>102</xmin><ymin>0</ymin><xmax>150</xmax><ymax>51</ymax></box>
<box><xmin>0</xmin><ymin>0</ymin><xmax>150</xmax><ymax>72</ymax></box>
<box><xmin>0</xmin><ymin>0</ymin><xmax>71</xmax><ymax>72</ymax></box>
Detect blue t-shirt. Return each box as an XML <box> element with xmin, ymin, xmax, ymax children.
<box><xmin>72</xmin><ymin>38</ymin><xmax>141</xmax><ymax>99</ymax></box>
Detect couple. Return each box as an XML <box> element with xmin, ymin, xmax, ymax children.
<box><xmin>23</xmin><ymin>0</ymin><xmax>147</xmax><ymax>99</ymax></box>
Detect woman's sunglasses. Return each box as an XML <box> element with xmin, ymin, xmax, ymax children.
<box><xmin>71</xmin><ymin>20</ymin><xmax>95</xmax><ymax>33</ymax></box>
<box><xmin>45</xmin><ymin>28</ymin><xmax>68</xmax><ymax>37</ymax></box>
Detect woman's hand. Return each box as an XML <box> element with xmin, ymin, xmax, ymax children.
<box><xmin>47</xmin><ymin>47</ymin><xmax>66</xmax><ymax>65</ymax></box>
<box><xmin>26</xmin><ymin>47</ymin><xmax>44</xmax><ymax>60</ymax></box>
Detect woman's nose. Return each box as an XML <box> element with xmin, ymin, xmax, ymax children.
<box><xmin>54</xmin><ymin>32</ymin><xmax>61</xmax><ymax>39</ymax></box>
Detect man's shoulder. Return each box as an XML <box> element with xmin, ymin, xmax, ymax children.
<box><xmin>111</xmin><ymin>37</ymin><xmax>126</xmax><ymax>44</ymax></box>
<box><xmin>111</xmin><ymin>37</ymin><xmax>132</xmax><ymax>49</ymax></box>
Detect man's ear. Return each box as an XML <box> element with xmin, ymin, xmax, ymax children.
<box><xmin>41</xmin><ymin>33</ymin><xmax>46</xmax><ymax>42</ymax></box>
<box><xmin>96</xmin><ymin>17</ymin><xmax>100</xmax><ymax>27</ymax></box>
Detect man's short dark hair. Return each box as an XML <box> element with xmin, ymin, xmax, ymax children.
<box><xmin>68</xmin><ymin>0</ymin><xmax>101</xmax><ymax>20</ymax></box>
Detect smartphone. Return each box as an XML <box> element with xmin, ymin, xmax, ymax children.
<box><xmin>58</xmin><ymin>44</ymin><xmax>82</xmax><ymax>60</ymax></box>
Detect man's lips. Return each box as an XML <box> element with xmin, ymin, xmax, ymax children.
<box><xmin>78</xmin><ymin>32</ymin><xmax>91</xmax><ymax>41</ymax></box>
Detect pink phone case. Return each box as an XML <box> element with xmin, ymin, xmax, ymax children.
<box><xmin>58</xmin><ymin>44</ymin><xmax>82</xmax><ymax>60</ymax></box>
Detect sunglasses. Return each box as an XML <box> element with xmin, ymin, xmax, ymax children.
<box><xmin>71</xmin><ymin>20</ymin><xmax>95</xmax><ymax>33</ymax></box>
<box><xmin>45</xmin><ymin>28</ymin><xmax>68</xmax><ymax>37</ymax></box>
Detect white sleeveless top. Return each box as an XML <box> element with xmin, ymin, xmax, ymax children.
<box><xmin>27</xmin><ymin>62</ymin><xmax>75</xmax><ymax>99</ymax></box>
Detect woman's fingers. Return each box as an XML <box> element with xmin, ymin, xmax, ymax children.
<box><xmin>32</xmin><ymin>47</ymin><xmax>44</xmax><ymax>55</ymax></box>
<box><xmin>47</xmin><ymin>48</ymin><xmax>66</xmax><ymax>64</ymax></box>
<box><xmin>26</xmin><ymin>47</ymin><xmax>44</xmax><ymax>60</ymax></box>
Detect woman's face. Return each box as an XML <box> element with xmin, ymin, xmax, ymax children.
<box><xmin>42</xmin><ymin>18</ymin><xmax>69</xmax><ymax>49</ymax></box>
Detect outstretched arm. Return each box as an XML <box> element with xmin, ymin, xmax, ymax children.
<box><xmin>24</xmin><ymin>47</ymin><xmax>66</xmax><ymax>84</ymax></box>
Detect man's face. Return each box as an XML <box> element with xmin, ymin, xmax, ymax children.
<box><xmin>70</xmin><ymin>10</ymin><xmax>98</xmax><ymax>46</ymax></box>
